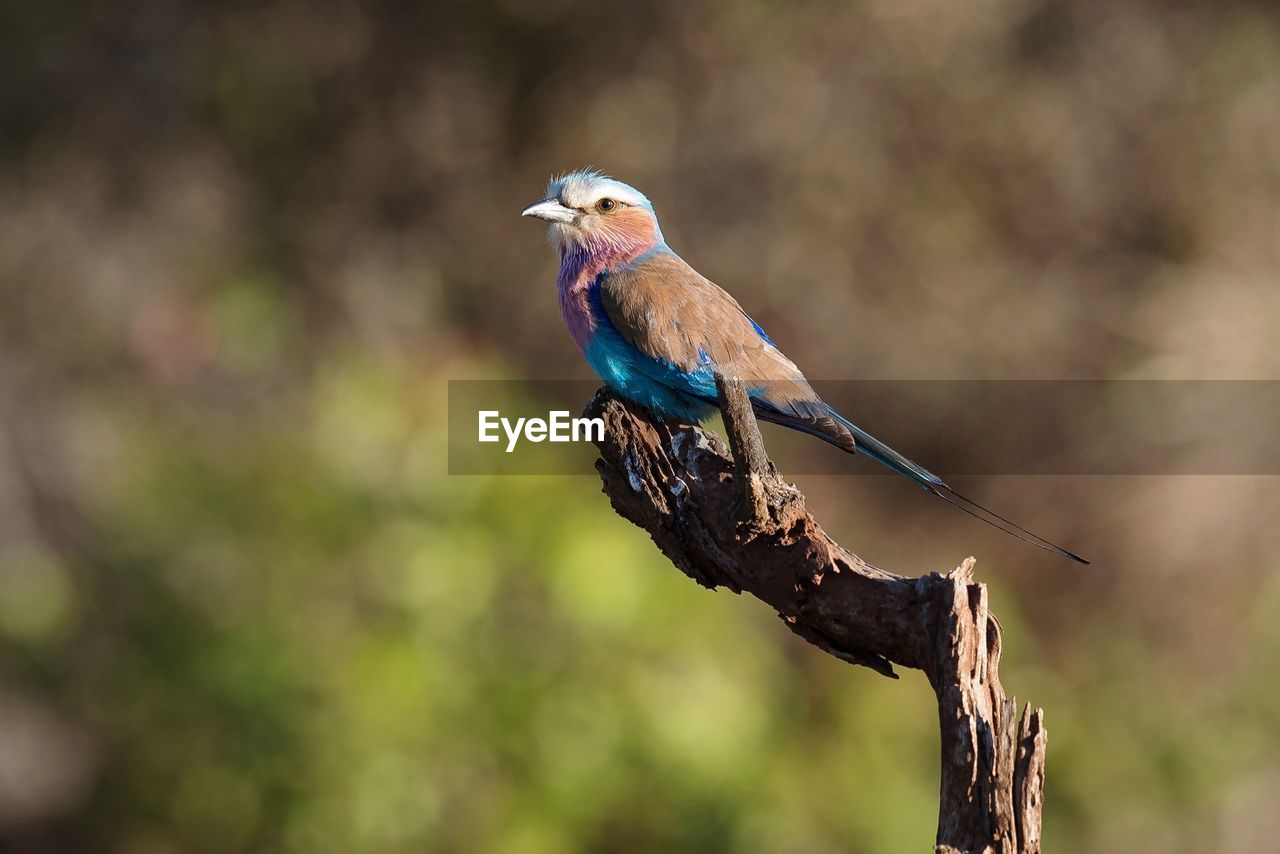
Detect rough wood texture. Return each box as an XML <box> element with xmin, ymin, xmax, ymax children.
<box><xmin>713</xmin><ymin>373</ymin><xmax>773</xmax><ymax>532</ymax></box>
<box><xmin>583</xmin><ymin>385</ymin><xmax>1047</xmax><ymax>853</ymax></box>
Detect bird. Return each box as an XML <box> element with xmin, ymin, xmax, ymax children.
<box><xmin>522</xmin><ymin>170</ymin><xmax>1088</xmax><ymax>564</ymax></box>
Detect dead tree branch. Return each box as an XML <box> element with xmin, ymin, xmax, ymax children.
<box><xmin>583</xmin><ymin>385</ymin><xmax>1047</xmax><ymax>853</ymax></box>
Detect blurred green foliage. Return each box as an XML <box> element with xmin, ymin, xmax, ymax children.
<box><xmin>2</xmin><ymin>0</ymin><xmax>1280</xmax><ymax>852</ymax></box>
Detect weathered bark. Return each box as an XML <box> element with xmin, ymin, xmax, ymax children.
<box><xmin>583</xmin><ymin>385</ymin><xmax>1046</xmax><ymax>853</ymax></box>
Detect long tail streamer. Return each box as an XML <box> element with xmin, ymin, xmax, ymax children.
<box><xmin>830</xmin><ymin>408</ymin><xmax>1090</xmax><ymax>564</ymax></box>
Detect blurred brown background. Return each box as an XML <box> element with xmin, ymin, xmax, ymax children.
<box><xmin>1</xmin><ymin>1</ymin><xmax>1279</xmax><ymax>851</ymax></box>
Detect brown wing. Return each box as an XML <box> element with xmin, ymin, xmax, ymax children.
<box><xmin>598</xmin><ymin>250</ymin><xmax>858</xmax><ymax>451</ymax></box>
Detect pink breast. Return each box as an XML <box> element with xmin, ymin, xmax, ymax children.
<box><xmin>554</xmin><ymin>215</ymin><xmax>661</xmax><ymax>351</ymax></box>
<box><xmin>558</xmin><ymin>280</ymin><xmax>595</xmax><ymax>350</ymax></box>
<box><xmin>556</xmin><ymin>251</ymin><xmax>607</xmax><ymax>351</ymax></box>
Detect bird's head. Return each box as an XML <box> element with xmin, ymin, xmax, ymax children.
<box><xmin>521</xmin><ymin>170</ymin><xmax>663</xmax><ymax>262</ymax></box>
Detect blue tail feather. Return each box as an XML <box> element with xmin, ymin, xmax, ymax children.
<box><xmin>822</xmin><ymin>406</ymin><xmax>1089</xmax><ymax>565</ymax></box>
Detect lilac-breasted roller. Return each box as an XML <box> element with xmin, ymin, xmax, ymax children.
<box><xmin>523</xmin><ymin>170</ymin><xmax>1087</xmax><ymax>564</ymax></box>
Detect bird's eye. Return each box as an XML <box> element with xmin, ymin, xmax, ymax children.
<box><xmin>597</xmin><ymin>198</ymin><xmax>616</xmax><ymax>212</ymax></box>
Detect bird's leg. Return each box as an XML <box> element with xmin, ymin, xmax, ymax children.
<box><xmin>713</xmin><ymin>372</ymin><xmax>775</xmax><ymax>534</ymax></box>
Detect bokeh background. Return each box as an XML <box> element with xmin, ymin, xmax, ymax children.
<box><xmin>2</xmin><ymin>1</ymin><xmax>1279</xmax><ymax>851</ymax></box>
